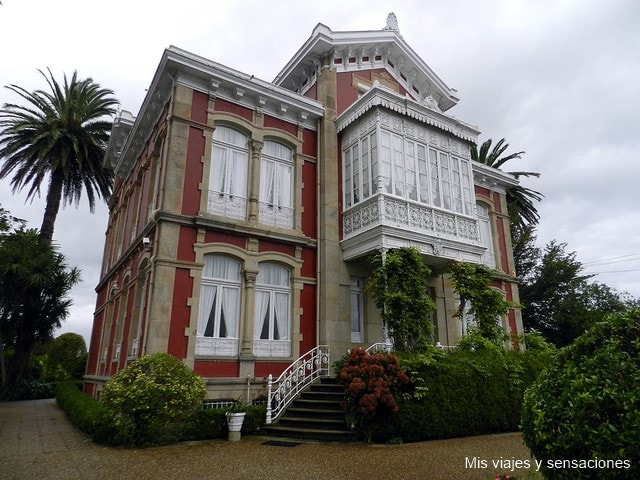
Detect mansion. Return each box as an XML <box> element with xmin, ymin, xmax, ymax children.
<box><xmin>84</xmin><ymin>14</ymin><xmax>523</xmax><ymax>400</ymax></box>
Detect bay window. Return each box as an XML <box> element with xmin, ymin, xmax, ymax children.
<box><xmin>344</xmin><ymin>127</ymin><xmax>474</xmax><ymax>216</ymax></box>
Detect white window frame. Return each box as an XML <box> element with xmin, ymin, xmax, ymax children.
<box><xmin>343</xmin><ymin>132</ymin><xmax>378</xmax><ymax>208</ymax></box>
<box><xmin>208</xmin><ymin>126</ymin><xmax>248</xmax><ymax>219</ymax></box>
<box><xmin>347</xmin><ymin>127</ymin><xmax>474</xmax><ymax>216</ymax></box>
<box><xmin>253</xmin><ymin>263</ymin><xmax>291</xmax><ymax>357</ymax></box>
<box><xmin>259</xmin><ymin>140</ymin><xmax>294</xmax><ymax>228</ymax></box>
<box><xmin>350</xmin><ymin>277</ymin><xmax>364</xmax><ymax>343</ymax></box>
<box><xmin>196</xmin><ymin>254</ymin><xmax>241</xmax><ymax>356</ymax></box>
<box><xmin>477</xmin><ymin>203</ymin><xmax>496</xmax><ymax>267</ymax></box>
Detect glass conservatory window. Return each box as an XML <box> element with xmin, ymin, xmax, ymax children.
<box><xmin>345</xmin><ymin>127</ymin><xmax>474</xmax><ymax>216</ymax></box>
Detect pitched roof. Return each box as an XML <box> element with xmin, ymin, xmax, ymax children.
<box><xmin>274</xmin><ymin>16</ymin><xmax>460</xmax><ymax>112</ymax></box>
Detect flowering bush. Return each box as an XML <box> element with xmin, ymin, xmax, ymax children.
<box><xmin>100</xmin><ymin>352</ymin><xmax>206</xmax><ymax>446</ymax></box>
<box><xmin>338</xmin><ymin>348</ymin><xmax>408</xmax><ymax>440</ymax></box>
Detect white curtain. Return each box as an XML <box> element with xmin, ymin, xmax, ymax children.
<box><xmin>254</xmin><ymin>290</ymin><xmax>270</xmax><ymax>340</ymax></box>
<box><xmin>211</xmin><ymin>126</ymin><xmax>248</xmax><ymax>198</ymax></box>
<box><xmin>417</xmin><ymin>145</ymin><xmax>429</xmax><ymax>204</ymax></box>
<box><xmin>260</xmin><ymin>159</ymin><xmax>276</xmax><ymax>205</ymax></box>
<box><xmin>380</xmin><ymin>131</ymin><xmax>392</xmax><ymax>192</ymax></box>
<box><xmin>230</xmin><ymin>150</ymin><xmax>248</xmax><ymax>198</ymax></box>
<box><xmin>204</xmin><ymin>255</ymin><xmax>240</xmax><ymax>280</ymax></box>
<box><xmin>220</xmin><ymin>286</ymin><xmax>239</xmax><ymax>337</ymax></box>
<box><xmin>211</xmin><ymin>146</ymin><xmax>227</xmax><ymax>194</ymax></box>
<box><xmin>257</xmin><ymin>263</ymin><xmax>290</xmax><ymax>286</ymax></box>
<box><xmin>261</xmin><ymin>141</ymin><xmax>292</xmax><ymax>210</ymax></box>
<box><xmin>199</xmin><ymin>255</ymin><xmax>241</xmax><ymax>337</ymax></box>
<box><xmin>276</xmin><ymin>163</ymin><xmax>292</xmax><ymax>208</ymax></box>
<box><xmin>198</xmin><ymin>285</ymin><xmax>217</xmax><ymax>336</ymax></box>
<box><xmin>274</xmin><ymin>292</ymin><xmax>289</xmax><ymax>340</ymax></box>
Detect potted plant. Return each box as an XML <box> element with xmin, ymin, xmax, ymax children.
<box><xmin>225</xmin><ymin>400</ymin><xmax>246</xmax><ymax>441</ymax></box>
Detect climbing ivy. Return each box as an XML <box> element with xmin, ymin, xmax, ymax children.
<box><xmin>367</xmin><ymin>247</ymin><xmax>436</xmax><ymax>352</ymax></box>
<box><xmin>448</xmin><ymin>262</ymin><xmax>513</xmax><ymax>342</ymax></box>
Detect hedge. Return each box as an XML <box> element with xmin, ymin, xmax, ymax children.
<box><xmin>522</xmin><ymin>309</ymin><xmax>640</xmax><ymax>480</ymax></box>
<box><xmin>55</xmin><ymin>381</ymin><xmax>266</xmax><ymax>445</ymax></box>
<box><xmin>55</xmin><ymin>381</ymin><xmax>117</xmax><ymax>444</ymax></box>
<box><xmin>369</xmin><ymin>346</ymin><xmax>552</xmax><ymax>443</ymax></box>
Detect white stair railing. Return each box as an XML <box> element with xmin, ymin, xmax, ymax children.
<box><xmin>266</xmin><ymin>345</ymin><xmax>330</xmax><ymax>424</ymax></box>
<box><xmin>365</xmin><ymin>342</ymin><xmax>393</xmax><ymax>353</ymax></box>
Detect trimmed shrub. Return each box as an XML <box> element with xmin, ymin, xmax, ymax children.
<box><xmin>242</xmin><ymin>404</ymin><xmax>267</xmax><ymax>435</ymax></box>
<box><xmin>182</xmin><ymin>404</ymin><xmax>266</xmax><ymax>441</ymax></box>
<box><xmin>183</xmin><ymin>408</ymin><xmax>227</xmax><ymax>441</ymax></box>
<box><xmin>370</xmin><ymin>345</ymin><xmax>551</xmax><ymax>443</ymax></box>
<box><xmin>521</xmin><ymin>309</ymin><xmax>640</xmax><ymax>480</ymax></box>
<box><xmin>100</xmin><ymin>352</ymin><xmax>206</xmax><ymax>446</ymax></box>
<box><xmin>55</xmin><ymin>381</ymin><xmax>116</xmax><ymax>443</ymax></box>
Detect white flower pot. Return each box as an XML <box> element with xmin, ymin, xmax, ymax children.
<box><xmin>225</xmin><ymin>412</ymin><xmax>246</xmax><ymax>441</ymax></box>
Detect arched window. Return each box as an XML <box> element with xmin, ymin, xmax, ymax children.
<box><xmin>477</xmin><ymin>203</ymin><xmax>496</xmax><ymax>267</ymax></box>
<box><xmin>197</xmin><ymin>254</ymin><xmax>242</xmax><ymax>356</ymax></box>
<box><xmin>128</xmin><ymin>259</ymin><xmax>149</xmax><ymax>359</ymax></box>
<box><xmin>254</xmin><ymin>262</ymin><xmax>291</xmax><ymax>357</ymax></box>
<box><xmin>260</xmin><ymin>140</ymin><xmax>294</xmax><ymax>228</ymax></box>
<box><xmin>208</xmin><ymin>126</ymin><xmax>248</xmax><ymax>219</ymax></box>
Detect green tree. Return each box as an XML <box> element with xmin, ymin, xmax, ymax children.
<box><xmin>45</xmin><ymin>332</ymin><xmax>87</xmax><ymax>381</ymax></box>
<box><xmin>0</xmin><ymin>229</ymin><xmax>79</xmax><ymax>384</ymax></box>
<box><xmin>0</xmin><ymin>69</ymin><xmax>118</xmax><ymax>241</ymax></box>
<box><xmin>367</xmin><ymin>247</ymin><xmax>436</xmax><ymax>352</ymax></box>
<box><xmin>520</xmin><ymin>239</ymin><xmax>631</xmax><ymax>346</ymax></box>
<box><xmin>471</xmin><ymin>138</ymin><xmax>543</xmax><ymax>229</ymax></box>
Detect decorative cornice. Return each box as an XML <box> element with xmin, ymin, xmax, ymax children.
<box><xmin>112</xmin><ymin>46</ymin><xmax>324</xmax><ymax>179</ymax></box>
<box><xmin>472</xmin><ymin>161</ymin><xmax>519</xmax><ymax>192</ymax></box>
<box><xmin>336</xmin><ymin>86</ymin><xmax>479</xmax><ymax>143</ymax></box>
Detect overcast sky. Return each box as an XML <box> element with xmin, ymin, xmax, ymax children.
<box><xmin>1</xmin><ymin>0</ymin><xmax>639</xmax><ymax>345</ymax></box>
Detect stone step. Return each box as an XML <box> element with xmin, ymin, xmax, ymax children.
<box><xmin>261</xmin><ymin>424</ymin><xmax>359</xmax><ymax>443</ymax></box>
<box><xmin>262</xmin><ymin>376</ymin><xmax>360</xmax><ymax>443</ymax></box>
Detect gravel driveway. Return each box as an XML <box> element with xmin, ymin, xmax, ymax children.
<box><xmin>0</xmin><ymin>398</ymin><xmax>539</xmax><ymax>480</ymax></box>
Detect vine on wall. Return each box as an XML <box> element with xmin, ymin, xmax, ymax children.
<box><xmin>448</xmin><ymin>262</ymin><xmax>514</xmax><ymax>342</ymax></box>
<box><xmin>368</xmin><ymin>247</ymin><xmax>436</xmax><ymax>352</ymax></box>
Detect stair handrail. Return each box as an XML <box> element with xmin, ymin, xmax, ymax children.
<box><xmin>266</xmin><ymin>345</ymin><xmax>331</xmax><ymax>424</ymax></box>
<box><xmin>365</xmin><ymin>342</ymin><xmax>393</xmax><ymax>353</ymax></box>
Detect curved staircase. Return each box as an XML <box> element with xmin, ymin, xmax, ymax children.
<box><xmin>262</xmin><ymin>377</ymin><xmax>359</xmax><ymax>442</ymax></box>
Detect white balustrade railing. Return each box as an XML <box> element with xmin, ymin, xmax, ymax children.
<box><xmin>435</xmin><ymin>341</ymin><xmax>457</xmax><ymax>352</ymax></box>
<box><xmin>265</xmin><ymin>345</ymin><xmax>330</xmax><ymax>424</ymax></box>
<box><xmin>343</xmin><ymin>193</ymin><xmax>479</xmax><ymax>243</ymax></box>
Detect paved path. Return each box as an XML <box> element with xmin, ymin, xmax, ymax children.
<box><xmin>0</xmin><ymin>398</ymin><xmax>538</xmax><ymax>480</ymax></box>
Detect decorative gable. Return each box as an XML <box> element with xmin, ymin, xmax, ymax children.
<box><xmin>274</xmin><ymin>13</ymin><xmax>459</xmax><ymax>112</ymax></box>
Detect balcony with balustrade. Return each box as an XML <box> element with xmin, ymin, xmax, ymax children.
<box><xmin>341</xmin><ymin>192</ymin><xmax>487</xmax><ymax>265</ymax></box>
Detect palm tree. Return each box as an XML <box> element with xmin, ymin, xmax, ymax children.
<box><xmin>0</xmin><ymin>69</ymin><xmax>118</xmax><ymax>241</ymax></box>
<box><xmin>471</xmin><ymin>138</ymin><xmax>543</xmax><ymax>229</ymax></box>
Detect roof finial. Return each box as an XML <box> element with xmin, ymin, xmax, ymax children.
<box><xmin>384</xmin><ymin>12</ymin><xmax>400</xmax><ymax>34</ymax></box>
